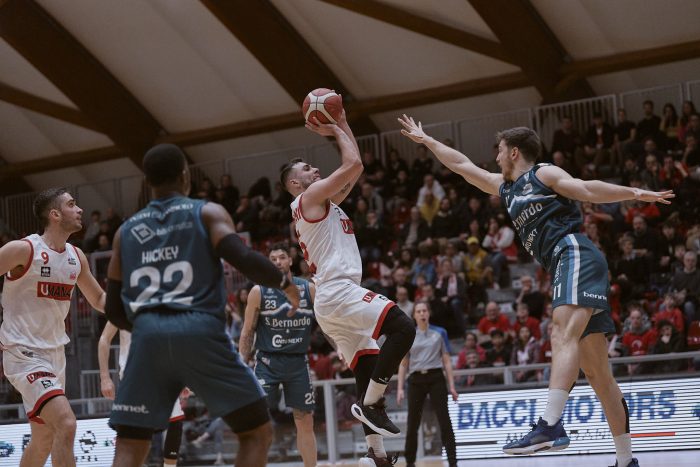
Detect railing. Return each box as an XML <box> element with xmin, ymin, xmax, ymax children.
<box><xmin>2</xmin><ymin>80</ymin><xmax>699</xmax><ymax>236</ymax></box>
<box><xmin>3</xmin><ymin>351</ymin><xmax>698</xmax><ymax>464</ymax></box>
<box><xmin>619</xmin><ymin>83</ymin><xmax>684</xmax><ymax>122</ymax></box>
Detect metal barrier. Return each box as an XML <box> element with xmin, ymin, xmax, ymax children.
<box><xmin>455</xmin><ymin>109</ymin><xmax>533</xmax><ymax>165</ymax></box>
<box><xmin>116</xmin><ymin>174</ymin><xmax>150</xmax><ymax>215</ymax></box>
<box><xmin>534</xmin><ymin>95</ymin><xmax>617</xmax><ymax>151</ymax></box>
<box><xmin>80</xmin><ymin>369</ymin><xmax>118</xmax><ymax>399</ymax></box>
<box><xmin>686</xmin><ymin>79</ymin><xmax>700</xmax><ymax>107</ymax></box>
<box><xmin>619</xmin><ymin>83</ymin><xmax>684</xmax><ymax>123</ymax></box>
<box><xmin>75</xmin><ymin>180</ymin><xmax>120</xmax><ymax>220</ymax></box>
<box><xmin>379</xmin><ymin>121</ymin><xmax>455</xmax><ymax>168</ymax></box>
<box><xmin>189</xmin><ymin>159</ymin><xmax>226</xmax><ymax>193</ymax></box>
<box><xmin>4</xmin><ymin>191</ymin><xmax>41</xmax><ymax>237</ymax></box>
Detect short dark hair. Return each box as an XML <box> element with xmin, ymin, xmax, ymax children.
<box><xmin>269</xmin><ymin>242</ymin><xmax>290</xmax><ymax>255</ymax></box>
<box><xmin>142</xmin><ymin>144</ymin><xmax>186</xmax><ymax>187</ymax></box>
<box><xmin>33</xmin><ymin>187</ymin><xmax>69</xmax><ymax>227</ymax></box>
<box><xmin>496</xmin><ymin>127</ymin><xmax>542</xmax><ymax>163</ymax></box>
<box><xmin>643</xmin><ymin>99</ymin><xmax>654</xmax><ymax>107</ymax></box>
<box><xmin>280</xmin><ymin>158</ymin><xmax>304</xmax><ymax>190</ymax></box>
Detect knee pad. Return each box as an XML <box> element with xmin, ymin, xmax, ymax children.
<box><xmin>380</xmin><ymin>306</ymin><xmax>416</xmax><ymax>342</ymax></box>
<box><xmin>222</xmin><ymin>397</ymin><xmax>270</xmax><ymax>433</ymax></box>
<box><xmin>163</xmin><ymin>420</ymin><xmax>183</xmax><ymax>460</ymax></box>
<box><xmin>114</xmin><ymin>425</ymin><xmax>154</xmax><ymax>441</ymax></box>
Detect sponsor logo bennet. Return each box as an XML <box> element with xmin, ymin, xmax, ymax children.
<box><xmin>37</xmin><ymin>282</ymin><xmax>74</xmax><ymax>300</ymax></box>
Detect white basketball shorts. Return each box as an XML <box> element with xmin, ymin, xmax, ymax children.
<box><xmin>314</xmin><ymin>279</ymin><xmax>395</xmax><ymax>369</ymax></box>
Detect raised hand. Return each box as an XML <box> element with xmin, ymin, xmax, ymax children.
<box><xmin>635</xmin><ymin>189</ymin><xmax>675</xmax><ymax>204</ymax></box>
<box><xmin>305</xmin><ymin>116</ymin><xmax>340</xmax><ymax>137</ymax></box>
<box><xmin>398</xmin><ymin>114</ymin><xmax>428</xmax><ymax>143</ymax></box>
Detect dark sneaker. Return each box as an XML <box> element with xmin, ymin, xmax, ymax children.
<box><xmin>609</xmin><ymin>459</ymin><xmax>640</xmax><ymax>467</ymax></box>
<box><xmin>502</xmin><ymin>417</ymin><xmax>570</xmax><ymax>455</ymax></box>
<box><xmin>357</xmin><ymin>447</ymin><xmax>398</xmax><ymax>466</ymax></box>
<box><xmin>351</xmin><ymin>395</ymin><xmax>400</xmax><ymax>437</ymax></box>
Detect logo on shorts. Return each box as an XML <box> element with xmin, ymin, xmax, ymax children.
<box><xmin>583</xmin><ymin>291</ymin><xmax>607</xmax><ymax>301</ymax></box>
<box><xmin>112</xmin><ymin>403</ymin><xmax>150</xmax><ymax>414</ymax></box>
<box><xmin>37</xmin><ymin>282</ymin><xmax>74</xmax><ymax>300</ymax></box>
<box><xmin>26</xmin><ymin>371</ymin><xmax>56</xmax><ymax>384</ymax></box>
<box><xmin>362</xmin><ymin>291</ymin><xmax>377</xmax><ymax>303</ymax></box>
<box><xmin>40</xmin><ymin>267</ymin><xmax>51</xmax><ymax>277</ymax></box>
<box><xmin>131</xmin><ymin>223</ymin><xmax>156</xmax><ymax>245</ymax></box>
<box><xmin>41</xmin><ymin>380</ymin><xmax>54</xmax><ymax>389</ymax></box>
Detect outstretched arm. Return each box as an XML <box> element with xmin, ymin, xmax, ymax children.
<box><xmin>399</xmin><ymin>114</ymin><xmax>503</xmax><ymax>195</ymax></box>
<box><xmin>536</xmin><ymin>165</ymin><xmax>675</xmax><ymax>204</ymax></box>
<box><xmin>304</xmin><ymin>112</ymin><xmax>363</xmax><ymax>208</ymax></box>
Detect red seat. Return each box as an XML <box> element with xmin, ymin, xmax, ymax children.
<box><xmin>687</xmin><ymin>321</ymin><xmax>700</xmax><ymax>350</ymax></box>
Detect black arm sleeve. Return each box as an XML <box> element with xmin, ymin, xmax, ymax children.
<box><xmin>105</xmin><ymin>279</ymin><xmax>132</xmax><ymax>331</ymax></box>
<box><xmin>215</xmin><ymin>233</ymin><xmax>284</xmax><ymax>288</ymax></box>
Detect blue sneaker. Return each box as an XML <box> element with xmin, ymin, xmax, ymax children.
<box><xmin>609</xmin><ymin>459</ymin><xmax>639</xmax><ymax>467</ymax></box>
<box><xmin>502</xmin><ymin>417</ymin><xmax>570</xmax><ymax>455</ymax></box>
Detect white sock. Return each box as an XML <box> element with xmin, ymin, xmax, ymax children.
<box><xmin>614</xmin><ymin>433</ymin><xmax>633</xmax><ymax>467</ymax></box>
<box><xmin>366</xmin><ymin>434</ymin><xmax>386</xmax><ymax>458</ymax></box>
<box><xmin>364</xmin><ymin>380</ymin><xmax>387</xmax><ymax>406</ymax></box>
<box><xmin>542</xmin><ymin>389</ymin><xmax>569</xmax><ymax>425</ymax></box>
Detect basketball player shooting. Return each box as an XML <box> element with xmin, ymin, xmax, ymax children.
<box><xmin>399</xmin><ymin>114</ymin><xmax>673</xmax><ymax>467</ymax></box>
<box><xmin>281</xmin><ymin>108</ymin><xmax>416</xmax><ymax>467</ymax></box>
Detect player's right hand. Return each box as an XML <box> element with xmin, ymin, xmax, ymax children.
<box><xmin>305</xmin><ymin>116</ymin><xmax>340</xmax><ymax>137</ymax></box>
<box><xmin>101</xmin><ymin>378</ymin><xmax>116</xmax><ymax>400</ymax></box>
<box><xmin>283</xmin><ymin>283</ymin><xmax>301</xmax><ymax>316</ymax></box>
<box><xmin>396</xmin><ymin>388</ymin><xmax>405</xmax><ymax>406</ymax></box>
<box><xmin>398</xmin><ymin>114</ymin><xmax>427</xmax><ymax>144</ymax></box>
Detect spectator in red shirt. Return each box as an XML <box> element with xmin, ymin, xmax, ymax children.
<box><xmin>513</xmin><ymin>302</ymin><xmax>541</xmax><ymax>340</ymax></box>
<box><xmin>652</xmin><ymin>292</ymin><xmax>685</xmax><ymax>334</ymax></box>
<box><xmin>477</xmin><ymin>301</ymin><xmax>512</xmax><ymax>344</ymax></box>
<box><xmin>622</xmin><ymin>309</ymin><xmax>657</xmax><ymax>375</ymax></box>
<box><xmin>456</xmin><ymin>331</ymin><xmax>487</xmax><ymax>368</ymax></box>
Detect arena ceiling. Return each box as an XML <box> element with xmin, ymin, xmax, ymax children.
<box><xmin>0</xmin><ymin>0</ymin><xmax>699</xmax><ymax>195</ymax></box>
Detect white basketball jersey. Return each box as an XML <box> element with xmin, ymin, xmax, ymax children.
<box><xmin>291</xmin><ymin>194</ymin><xmax>362</xmax><ymax>286</ymax></box>
<box><xmin>0</xmin><ymin>234</ymin><xmax>81</xmax><ymax>349</ymax></box>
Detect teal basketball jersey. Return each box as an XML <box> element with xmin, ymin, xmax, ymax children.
<box><xmin>499</xmin><ymin>164</ymin><xmax>582</xmax><ymax>270</ymax></box>
<box><xmin>119</xmin><ymin>196</ymin><xmax>226</xmax><ymax>321</ymax></box>
<box><xmin>255</xmin><ymin>277</ymin><xmax>313</xmax><ymax>354</ymax></box>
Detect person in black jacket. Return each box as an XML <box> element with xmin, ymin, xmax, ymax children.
<box><xmin>651</xmin><ymin>320</ymin><xmax>686</xmax><ymax>373</ymax></box>
<box><xmin>400</xmin><ymin>206</ymin><xmax>430</xmax><ymax>248</ymax></box>
<box><xmin>435</xmin><ymin>259</ymin><xmax>468</xmax><ymax>337</ymax></box>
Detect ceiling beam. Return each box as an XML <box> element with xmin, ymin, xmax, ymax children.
<box><xmin>201</xmin><ymin>0</ymin><xmax>380</xmax><ymax>136</ymax></box>
<box><xmin>468</xmin><ymin>0</ymin><xmax>594</xmax><ymax>103</ymax></box>
<box><xmin>3</xmin><ymin>35</ymin><xmax>699</xmax><ymax>178</ymax></box>
<box><xmin>319</xmin><ymin>0</ymin><xmax>515</xmax><ymax>65</ymax></box>
<box><xmin>0</xmin><ymin>0</ymin><xmax>165</xmax><ymax>167</ymax></box>
<box><xmin>0</xmin><ymin>81</ymin><xmax>103</xmax><ymax>132</ymax></box>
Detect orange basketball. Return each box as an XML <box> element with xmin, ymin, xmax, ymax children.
<box><xmin>302</xmin><ymin>88</ymin><xmax>343</xmax><ymax>124</ymax></box>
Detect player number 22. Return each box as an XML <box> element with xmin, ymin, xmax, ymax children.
<box><xmin>129</xmin><ymin>261</ymin><xmax>194</xmax><ymax>312</ymax></box>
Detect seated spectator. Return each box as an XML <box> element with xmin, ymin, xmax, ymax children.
<box><xmin>431</xmin><ymin>198</ymin><xmax>459</xmax><ymax>239</ymax></box>
<box><xmin>388</xmin><ymin>267</ymin><xmax>416</xmax><ymax>300</ymax></box>
<box><xmin>356</xmin><ymin>210</ymin><xmax>386</xmax><ymax>265</ymax></box>
<box><xmin>485</xmin><ymin>329</ymin><xmax>512</xmax><ymax>383</ymax></box>
<box><xmin>660</xmin><ymin>103</ymin><xmax>681</xmax><ymax>151</ymax></box>
<box><xmin>232</xmin><ymin>195</ymin><xmax>257</xmax><ymax>233</ymax></box>
<box><xmin>362</xmin><ymin>150</ymin><xmax>384</xmax><ymax>181</ymax></box>
<box><xmin>510</xmin><ymin>326</ymin><xmax>542</xmax><ymax>382</ymax></box>
<box><xmin>352</xmin><ymin>198</ymin><xmax>369</xmax><ymax>230</ymax></box>
<box><xmin>410</xmin><ymin>145</ymin><xmax>434</xmax><ymax>189</ymax></box>
<box><xmin>651</xmin><ymin>320</ymin><xmax>686</xmax><ymax>373</ymax></box>
<box><xmin>671</xmin><ymin>250</ymin><xmax>700</xmax><ymax>325</ymax></box>
<box><xmin>418</xmin><ymin>192</ymin><xmax>440</xmax><ymax>226</ymax></box>
<box><xmin>360</xmin><ymin>182</ymin><xmax>384</xmax><ymax>221</ymax></box>
<box><xmin>621</xmin><ymin>309</ymin><xmax>657</xmax><ymax>375</ymax></box>
<box><xmin>578</xmin><ymin>112</ymin><xmax>614</xmax><ymax>177</ymax></box>
<box><xmin>678</xmin><ymin>100</ymin><xmax>697</xmax><ymax>143</ymax></box>
<box><xmin>551</xmin><ymin>115</ymin><xmax>583</xmax><ymax>170</ymax></box>
<box><xmin>460</xmin><ymin>350</ymin><xmax>496</xmax><ymax>387</ymax></box>
<box><xmin>640</xmin><ymin>153</ymin><xmax>663</xmax><ymax>191</ymax></box>
<box><xmin>83</xmin><ymin>210</ymin><xmax>101</xmax><ymax>252</ymax></box>
<box><xmin>513</xmin><ymin>302</ymin><xmax>541</xmax><ymax>340</ymax></box>
<box><xmin>477</xmin><ymin>301</ymin><xmax>512</xmax><ymax>344</ymax></box>
<box><xmin>482</xmin><ymin>216</ymin><xmax>516</xmax><ymax>287</ymax></box>
<box><xmin>539</xmin><ymin>321</ymin><xmax>554</xmax><ymax>382</ymax></box>
<box><xmin>456</xmin><ymin>331</ymin><xmax>487</xmax><ymax>366</ymax></box>
<box><xmin>437</xmin><ymin>241</ymin><xmax>464</xmax><ymax>275</ymax></box>
<box><xmin>515</xmin><ymin>275</ymin><xmax>545</xmax><ymax>320</ymax></box>
<box><xmin>400</xmin><ymin>207</ymin><xmax>430</xmax><ymax>248</ymax></box>
<box><xmin>652</xmin><ymin>292</ymin><xmax>685</xmax><ymax>334</ymax></box>
<box><xmin>388</xmin><ymin>169</ymin><xmax>411</xmax><ymax>200</ymax></box>
<box><xmin>636</xmin><ymin>100</ymin><xmax>662</xmax><ymax>146</ymax></box>
<box><xmin>552</xmin><ymin>150</ymin><xmax>575</xmax><ymax>175</ymax></box>
<box><xmin>435</xmin><ymin>259</ymin><xmax>468</xmax><ymax>337</ymax></box>
<box><xmin>613</xmin><ymin>108</ymin><xmax>636</xmax><ymax>170</ymax></box>
<box><xmin>629</xmin><ymin>215</ymin><xmax>659</xmax><ymax>257</ymax></box>
<box><xmin>410</xmin><ymin>251</ymin><xmax>437</xmax><ymax>286</ymax></box>
<box><xmin>659</xmin><ymin>154</ymin><xmax>689</xmax><ymax>190</ymax></box>
<box><xmin>656</xmin><ymin>222</ymin><xmax>684</xmax><ymax>274</ymax></box>
<box><xmin>395</xmin><ymin>286</ymin><xmax>414</xmax><ymax>319</ymax></box>
<box><xmin>612</xmin><ymin>237</ymin><xmax>650</xmax><ymax>300</ymax></box>
<box><xmin>419</xmin><ymin>283</ymin><xmax>451</xmax><ymax>333</ymax></box>
<box><xmin>385</xmin><ymin>148</ymin><xmax>408</xmax><ymax>180</ymax></box>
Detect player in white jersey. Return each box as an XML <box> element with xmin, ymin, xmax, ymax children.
<box><xmin>0</xmin><ymin>188</ymin><xmax>106</xmax><ymax>467</ymax></box>
<box><xmin>98</xmin><ymin>323</ymin><xmax>185</xmax><ymax>466</ymax></box>
<box><xmin>281</xmin><ymin>112</ymin><xmax>416</xmax><ymax>466</ymax></box>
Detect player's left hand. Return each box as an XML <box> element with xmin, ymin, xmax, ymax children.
<box><xmin>635</xmin><ymin>188</ymin><xmax>675</xmax><ymax>204</ymax></box>
<box><xmin>450</xmin><ymin>387</ymin><xmax>459</xmax><ymax>402</ymax></box>
<box><xmin>305</xmin><ymin>116</ymin><xmax>340</xmax><ymax>137</ymax></box>
<box><xmin>398</xmin><ymin>114</ymin><xmax>427</xmax><ymax>143</ymax></box>
<box><xmin>283</xmin><ymin>283</ymin><xmax>301</xmax><ymax>316</ymax></box>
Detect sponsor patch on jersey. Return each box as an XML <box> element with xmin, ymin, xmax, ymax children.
<box><xmin>522</xmin><ymin>183</ymin><xmax>533</xmax><ymax>195</ymax></box>
<box><xmin>70</xmin><ymin>271</ymin><xmax>77</xmax><ymax>280</ymax></box>
<box><xmin>362</xmin><ymin>291</ymin><xmax>377</xmax><ymax>303</ymax></box>
<box><xmin>40</xmin><ymin>266</ymin><xmax>51</xmax><ymax>277</ymax></box>
<box><xmin>131</xmin><ymin>223</ymin><xmax>156</xmax><ymax>245</ymax></box>
<box><xmin>67</xmin><ymin>257</ymin><xmax>77</xmax><ymax>265</ymax></box>
<box><xmin>26</xmin><ymin>371</ymin><xmax>56</xmax><ymax>384</ymax></box>
<box><xmin>37</xmin><ymin>282</ymin><xmax>74</xmax><ymax>300</ymax></box>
